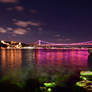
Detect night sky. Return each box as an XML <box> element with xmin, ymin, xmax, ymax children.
<box><xmin>0</xmin><ymin>0</ymin><xmax>92</xmax><ymax>43</ymax></box>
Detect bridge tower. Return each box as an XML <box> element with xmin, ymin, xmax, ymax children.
<box><xmin>38</xmin><ymin>40</ymin><xmax>41</xmax><ymax>45</ymax></box>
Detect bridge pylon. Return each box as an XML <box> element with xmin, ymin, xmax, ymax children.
<box><xmin>38</xmin><ymin>40</ymin><xmax>41</xmax><ymax>45</ymax></box>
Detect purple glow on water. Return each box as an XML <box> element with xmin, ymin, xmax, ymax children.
<box><xmin>0</xmin><ymin>48</ymin><xmax>91</xmax><ymax>85</ymax></box>
<box><xmin>35</xmin><ymin>49</ymin><xmax>89</xmax><ymax>71</ymax></box>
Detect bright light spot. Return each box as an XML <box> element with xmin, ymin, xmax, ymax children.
<box><xmin>47</xmin><ymin>88</ymin><xmax>52</xmax><ymax>92</ymax></box>
<box><xmin>76</xmin><ymin>80</ymin><xmax>92</xmax><ymax>90</ymax></box>
<box><xmin>1</xmin><ymin>40</ymin><xmax>5</xmax><ymax>44</ymax></box>
<box><xmin>80</xmin><ymin>71</ymin><xmax>92</xmax><ymax>76</ymax></box>
<box><xmin>76</xmin><ymin>80</ymin><xmax>86</xmax><ymax>87</ymax></box>
<box><xmin>80</xmin><ymin>76</ymin><xmax>87</xmax><ymax>80</ymax></box>
<box><xmin>44</xmin><ymin>82</ymin><xmax>56</xmax><ymax>88</ymax></box>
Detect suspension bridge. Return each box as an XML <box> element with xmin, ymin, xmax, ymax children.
<box><xmin>33</xmin><ymin>40</ymin><xmax>92</xmax><ymax>48</ymax></box>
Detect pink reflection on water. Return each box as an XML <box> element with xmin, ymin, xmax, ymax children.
<box><xmin>35</xmin><ymin>49</ymin><xmax>89</xmax><ymax>70</ymax></box>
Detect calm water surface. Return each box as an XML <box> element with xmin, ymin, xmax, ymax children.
<box><xmin>0</xmin><ymin>48</ymin><xmax>91</xmax><ymax>87</ymax></box>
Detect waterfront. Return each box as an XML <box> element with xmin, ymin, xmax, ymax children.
<box><xmin>0</xmin><ymin>48</ymin><xmax>91</xmax><ymax>92</ymax></box>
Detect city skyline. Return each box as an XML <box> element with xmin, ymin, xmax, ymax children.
<box><xmin>0</xmin><ymin>0</ymin><xmax>92</xmax><ymax>43</ymax></box>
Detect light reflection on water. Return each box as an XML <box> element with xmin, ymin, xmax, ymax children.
<box><xmin>35</xmin><ymin>49</ymin><xmax>88</xmax><ymax>70</ymax></box>
<box><xmin>0</xmin><ymin>48</ymin><xmax>90</xmax><ymax>85</ymax></box>
<box><xmin>1</xmin><ymin>49</ymin><xmax>22</xmax><ymax>69</ymax></box>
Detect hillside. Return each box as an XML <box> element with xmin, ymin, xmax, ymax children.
<box><xmin>0</xmin><ymin>41</ymin><xmax>31</xmax><ymax>48</ymax></box>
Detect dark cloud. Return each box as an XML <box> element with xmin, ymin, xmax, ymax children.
<box><xmin>0</xmin><ymin>0</ymin><xmax>19</xmax><ymax>3</ymax></box>
<box><xmin>54</xmin><ymin>34</ymin><xmax>61</xmax><ymax>37</ymax></box>
<box><xmin>30</xmin><ymin>9</ymin><xmax>38</xmax><ymax>14</ymax></box>
<box><xmin>7</xmin><ymin>6</ymin><xmax>24</xmax><ymax>11</ymax></box>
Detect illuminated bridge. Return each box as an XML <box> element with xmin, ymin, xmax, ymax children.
<box><xmin>33</xmin><ymin>40</ymin><xmax>92</xmax><ymax>48</ymax></box>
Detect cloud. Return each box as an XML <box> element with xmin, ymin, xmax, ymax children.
<box><xmin>29</xmin><ymin>21</ymin><xmax>40</xmax><ymax>26</ymax></box>
<box><xmin>56</xmin><ymin>36</ymin><xmax>72</xmax><ymax>43</ymax></box>
<box><xmin>7</xmin><ymin>27</ymin><xmax>13</xmax><ymax>31</ymax></box>
<box><xmin>13</xmin><ymin>28</ymin><xmax>27</xmax><ymax>35</ymax></box>
<box><xmin>7</xmin><ymin>6</ymin><xmax>24</xmax><ymax>11</ymax></box>
<box><xmin>57</xmin><ymin>38</ymin><xmax>63</xmax><ymax>42</ymax></box>
<box><xmin>27</xmin><ymin>27</ymin><xmax>31</xmax><ymax>30</ymax></box>
<box><xmin>55</xmin><ymin>34</ymin><xmax>61</xmax><ymax>37</ymax></box>
<box><xmin>30</xmin><ymin>9</ymin><xmax>38</xmax><ymax>14</ymax></box>
<box><xmin>0</xmin><ymin>27</ymin><xmax>7</xmax><ymax>33</ymax></box>
<box><xmin>0</xmin><ymin>0</ymin><xmax>18</xmax><ymax>3</ymax></box>
<box><xmin>14</xmin><ymin>21</ymin><xmax>30</xmax><ymax>27</ymax></box>
<box><xmin>38</xmin><ymin>27</ymin><xmax>43</xmax><ymax>31</ymax></box>
<box><xmin>14</xmin><ymin>20</ymin><xmax>41</xmax><ymax>27</ymax></box>
<box><xmin>15</xmin><ymin>6</ymin><xmax>24</xmax><ymax>11</ymax></box>
<box><xmin>0</xmin><ymin>27</ymin><xmax>28</xmax><ymax>36</ymax></box>
<box><xmin>65</xmin><ymin>38</ymin><xmax>71</xmax><ymax>41</ymax></box>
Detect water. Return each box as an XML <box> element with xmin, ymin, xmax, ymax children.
<box><xmin>0</xmin><ymin>48</ymin><xmax>91</xmax><ymax>90</ymax></box>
